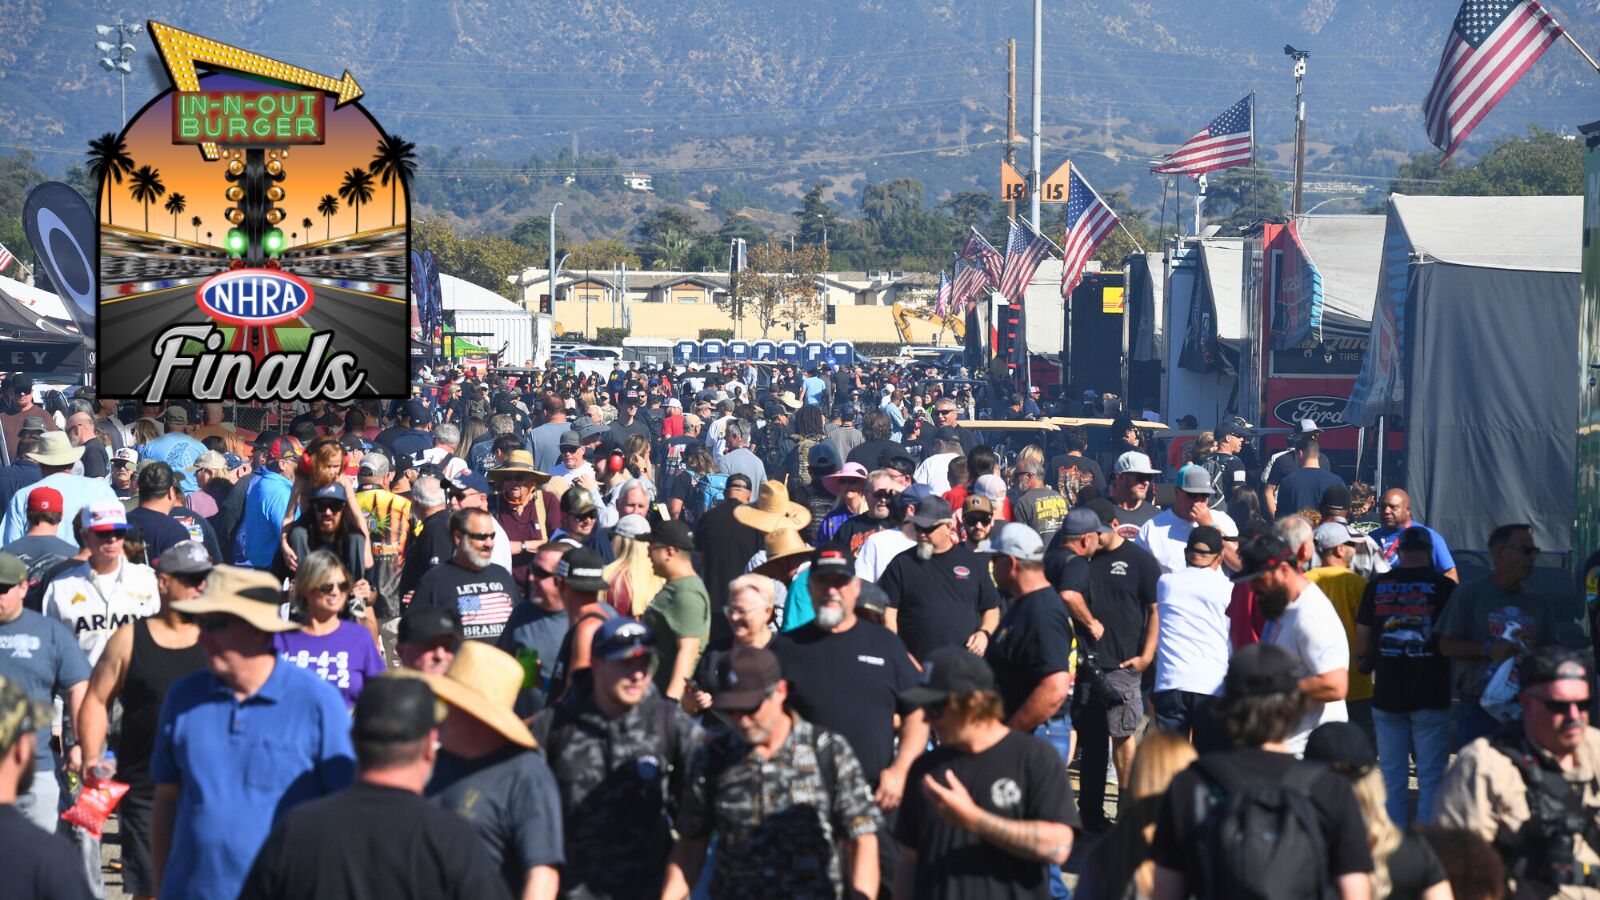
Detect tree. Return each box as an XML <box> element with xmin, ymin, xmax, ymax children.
<box><xmin>191</xmin><ymin>215</ymin><xmax>201</xmax><ymax>241</ymax></box>
<box><xmin>1442</xmin><ymin>126</ymin><xmax>1583</xmax><ymax>196</ymax></box>
<box><xmin>1202</xmin><ymin>167</ymin><xmax>1287</xmax><ymax>235</ymax></box>
<box><xmin>718</xmin><ymin>240</ymin><xmax>828</xmax><ymax>338</ymax></box>
<box><xmin>0</xmin><ymin>151</ymin><xmax>46</xmax><ymax>257</ymax></box>
<box><xmin>860</xmin><ymin>178</ymin><xmax>924</xmax><ymax>224</ymax></box>
<box><xmin>128</xmin><ymin>165</ymin><xmax>165</xmax><ymax>233</ymax></box>
<box><xmin>302</xmin><ymin>217</ymin><xmax>313</xmax><ymax>244</ymax></box>
<box><xmin>370</xmin><ymin>132</ymin><xmax>418</xmax><ymax>226</ymax></box>
<box><xmin>795</xmin><ymin>183</ymin><xmax>841</xmax><ymax>246</ymax></box>
<box><xmin>317</xmin><ymin>194</ymin><xmax>339</xmax><ymax>240</ymax></box>
<box><xmin>163</xmin><ymin>193</ymin><xmax>186</xmax><ymax>238</ymax></box>
<box><xmin>941</xmin><ymin>190</ymin><xmax>995</xmax><ymax>229</ymax></box>
<box><xmin>85</xmin><ymin>133</ymin><xmax>133</xmax><ymax>226</ymax></box>
<box><xmin>412</xmin><ymin>218</ymin><xmax>533</xmax><ymax>300</ymax></box>
<box><xmin>646</xmin><ymin>229</ymin><xmax>694</xmax><ymax>270</ymax></box>
<box><xmin>338</xmin><ymin>168</ymin><xmax>375</xmax><ymax>234</ymax></box>
<box><xmin>565</xmin><ymin>239</ymin><xmax>640</xmax><ymax>271</ymax></box>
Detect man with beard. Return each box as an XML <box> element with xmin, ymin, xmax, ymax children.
<box><xmin>961</xmin><ymin>495</ymin><xmax>996</xmax><ymax>552</ymax></box>
<box><xmin>410</xmin><ymin>509</ymin><xmax>524</xmax><ymax>645</ymax></box>
<box><xmin>1106</xmin><ymin>452</ymin><xmax>1162</xmax><ymax>539</ymax></box>
<box><xmin>773</xmin><ymin>547</ymin><xmax>927</xmax><ymax>896</ymax></box>
<box><xmin>496</xmin><ymin>543</ymin><xmax>571</xmax><ymax>697</ymax></box>
<box><xmin>533</xmin><ymin>618</ymin><xmax>702</xmax><ymax>900</ymax></box>
<box><xmin>0</xmin><ymin>677</ymin><xmax>94</xmax><ymax>898</ymax></box>
<box><xmin>878</xmin><ymin>496</ymin><xmax>1000</xmax><ymax>664</ymax></box>
<box><xmin>857</xmin><ymin>485</ymin><xmax>926</xmax><ymax>584</ymax></box>
<box><xmin>834</xmin><ymin>471</ymin><xmax>901</xmax><ymax>558</ymax></box>
<box><xmin>1232</xmin><ymin>533</ymin><xmax>1350</xmax><ymax>755</ymax></box>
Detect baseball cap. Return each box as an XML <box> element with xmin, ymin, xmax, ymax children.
<box><xmin>1230</xmin><ymin>534</ymin><xmax>1297</xmax><ymax>583</ymax></box>
<box><xmin>26</xmin><ymin>487</ymin><xmax>62</xmax><ymax>514</ymax></box>
<box><xmin>1321</xmin><ymin>485</ymin><xmax>1352</xmax><ymax>510</ymax></box>
<box><xmin>909</xmin><ymin>495</ymin><xmax>953</xmax><ymax>529</ymax></box>
<box><xmin>560</xmin><ymin>489</ymin><xmax>598</xmax><ymax>517</ymax></box>
<box><xmin>644</xmin><ymin>520</ymin><xmax>695</xmax><ymax>552</ymax></box>
<box><xmin>724</xmin><ymin>472</ymin><xmax>753</xmax><ymax>494</ymax></box>
<box><xmin>352</xmin><ymin>676</ymin><xmax>446</xmax><ymax>744</ymax></box>
<box><xmin>112</xmin><ymin>448</ymin><xmax>138</xmax><ymax>466</ymax></box>
<box><xmin>897</xmin><ymin>483</ymin><xmax>933</xmax><ymax>512</ymax></box>
<box><xmin>1216</xmin><ymin>420</ymin><xmax>1245</xmax><ymax>440</ymax></box>
<box><xmin>613</xmin><ymin>514</ymin><xmax>651</xmax><ymax>539</ymax></box>
<box><xmin>990</xmin><ymin>523</ymin><xmax>1045</xmax><ymax>563</ymax></box>
<box><xmin>1061</xmin><ymin>506</ymin><xmax>1110</xmax><ymax>538</ymax></box>
<box><xmin>311</xmin><ymin>483</ymin><xmax>346</xmax><ymax>505</ymax></box>
<box><xmin>1177</xmin><ymin>465</ymin><xmax>1214</xmax><ymax>496</ymax></box>
<box><xmin>162</xmin><ymin>405</ymin><xmax>189</xmax><ymax>424</ymax></box>
<box><xmin>592</xmin><ymin>617</ymin><xmax>657</xmax><ymax>661</ymax></box>
<box><xmin>18</xmin><ymin>416</ymin><xmax>46</xmax><ymax>435</ymax></box>
<box><xmin>1397</xmin><ymin>526</ymin><xmax>1433</xmax><ymax>550</ymax></box>
<box><xmin>1518</xmin><ymin>646</ymin><xmax>1590</xmax><ymax>692</ymax></box>
<box><xmin>683</xmin><ymin>413</ymin><xmax>704</xmax><ymax>430</ymax></box>
<box><xmin>9</xmin><ymin>376</ymin><xmax>32</xmax><ymax>395</ymax></box>
<box><xmin>974</xmin><ymin>474</ymin><xmax>1007</xmax><ymax>503</ymax></box>
<box><xmin>1222</xmin><ymin>643</ymin><xmax>1302</xmax><ymax>699</ymax></box>
<box><xmin>665</xmin><ymin>397</ymin><xmax>682</xmax><ymax>409</ymax></box>
<box><xmin>1185</xmin><ymin>525</ymin><xmax>1225</xmax><ymax>555</ymax></box>
<box><xmin>962</xmin><ymin>494</ymin><xmax>994</xmax><ymax>518</ymax></box>
<box><xmin>398</xmin><ymin>605</ymin><xmax>462</xmax><ymax>645</ymax></box>
<box><xmin>189</xmin><ymin>450</ymin><xmax>229</xmax><ymax>473</ymax></box>
<box><xmin>810</xmin><ymin>545</ymin><xmax>854</xmax><ymax>579</ymax></box>
<box><xmin>1113</xmin><ymin>451</ymin><xmax>1161</xmax><ymax>476</ymax></box>
<box><xmin>0</xmin><ymin>675</ymin><xmax>48</xmax><ymax>752</ymax></box>
<box><xmin>710</xmin><ymin>646</ymin><xmax>784</xmax><ymax>711</ymax></box>
<box><xmin>339</xmin><ymin>433</ymin><xmax>368</xmax><ymax>453</ymax></box>
<box><xmin>451</xmin><ymin>472</ymin><xmax>491</xmax><ymax>497</ymax></box>
<box><xmin>0</xmin><ymin>553</ymin><xmax>26</xmax><ymax>588</ymax></box>
<box><xmin>1304</xmin><ymin>721</ymin><xmax>1379</xmax><ymax>775</ymax></box>
<box><xmin>402</xmin><ymin>399</ymin><xmax>429</xmax><ymax>422</ymax></box>
<box><xmin>558</xmin><ymin>430</ymin><xmax>581</xmax><ymax>451</ymax></box>
<box><xmin>1087</xmin><ymin>498</ymin><xmax>1119</xmax><ymax>529</ymax></box>
<box><xmin>557</xmin><ymin>548</ymin><xmax>608</xmax><ymax>592</ymax></box>
<box><xmin>266</xmin><ymin>435</ymin><xmax>305</xmax><ymax>461</ymax></box>
<box><xmin>1313</xmin><ymin>522</ymin><xmax>1357</xmax><ymax>553</ymax></box>
<box><xmin>359</xmin><ymin>451</ymin><xmax>392</xmax><ymax>478</ymax></box>
<box><xmin>1297</xmin><ymin>418</ymin><xmax>1322</xmax><ymax>435</ymax></box>
<box><xmin>896</xmin><ymin>646</ymin><xmax>998</xmax><ymax>710</ymax></box>
<box><xmin>157</xmin><ymin>540</ymin><xmax>213</xmax><ymax>575</ymax></box>
<box><xmin>80</xmin><ymin>500</ymin><xmax>128</xmax><ymax>533</ymax></box>
<box><xmin>622</xmin><ymin>390</ymin><xmax>641</xmax><ymax>405</ymax></box>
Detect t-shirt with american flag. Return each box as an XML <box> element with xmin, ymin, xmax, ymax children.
<box><xmin>410</xmin><ymin>559</ymin><xmax>524</xmax><ymax>643</ymax></box>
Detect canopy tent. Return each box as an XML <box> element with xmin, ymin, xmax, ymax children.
<box><xmin>1292</xmin><ymin>214</ymin><xmax>1386</xmax><ymax>342</ymax></box>
<box><xmin>0</xmin><ymin>275</ymin><xmax>89</xmax><ymax>374</ymax></box>
<box><xmin>440</xmin><ymin>272</ymin><xmax>524</xmax><ymax>311</ymax></box>
<box><xmin>1345</xmin><ymin>193</ymin><xmax>1582</xmax><ymax>555</ymax></box>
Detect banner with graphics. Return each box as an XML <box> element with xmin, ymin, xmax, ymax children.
<box><xmin>96</xmin><ymin>22</ymin><xmax>412</xmax><ymax>401</ymax></box>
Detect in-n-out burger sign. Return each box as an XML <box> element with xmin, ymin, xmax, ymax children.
<box><xmin>1273</xmin><ymin>395</ymin><xmax>1352</xmax><ymax>430</ymax></box>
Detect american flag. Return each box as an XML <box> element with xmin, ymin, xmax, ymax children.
<box><xmin>960</xmin><ymin>231</ymin><xmax>1004</xmax><ymax>289</ymax></box>
<box><xmin>1059</xmin><ymin>169</ymin><xmax>1120</xmax><ymax>300</ymax></box>
<box><xmin>951</xmin><ymin>258</ymin><xmax>987</xmax><ymax>310</ymax></box>
<box><xmin>1152</xmin><ymin>95</ymin><xmax>1254</xmax><ymax>177</ymax></box>
<box><xmin>996</xmin><ymin>220</ymin><xmax>1053</xmax><ymax>305</ymax></box>
<box><xmin>1423</xmin><ymin>0</ymin><xmax>1564</xmax><ymax>158</ymax></box>
<box><xmin>933</xmin><ymin>270</ymin><xmax>952</xmax><ymax>316</ymax></box>
<box><xmin>0</xmin><ymin>244</ymin><xmax>13</xmax><ymax>276</ymax></box>
<box><xmin>458</xmin><ymin>590</ymin><xmax>514</xmax><ymax>627</ymax></box>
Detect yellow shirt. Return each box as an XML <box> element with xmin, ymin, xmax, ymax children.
<box><xmin>1307</xmin><ymin>566</ymin><xmax>1372</xmax><ymax>702</ymax></box>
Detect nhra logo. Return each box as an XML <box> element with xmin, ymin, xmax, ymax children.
<box><xmin>196</xmin><ymin>269</ymin><xmax>315</xmax><ymax>326</ymax></box>
<box><xmin>1272</xmin><ymin>395</ymin><xmax>1352</xmax><ymax>430</ymax></box>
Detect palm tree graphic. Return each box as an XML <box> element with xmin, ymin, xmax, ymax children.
<box><xmin>128</xmin><ymin>165</ymin><xmax>165</xmax><ymax>234</ymax></box>
<box><xmin>370</xmin><ymin>133</ymin><xmax>418</xmax><ymax>226</ymax></box>
<box><xmin>86</xmin><ymin>132</ymin><xmax>134</xmax><ymax>226</ymax></box>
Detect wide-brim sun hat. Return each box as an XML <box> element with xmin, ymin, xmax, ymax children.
<box><xmin>419</xmin><ymin>642</ymin><xmax>537</xmax><ymax>749</ymax></box>
<box><xmin>733</xmin><ymin>480</ymin><xmax>812</xmax><ymax>533</ymax></box>
<box><xmin>169</xmin><ymin>565</ymin><xmax>299</xmax><ymax>633</ymax></box>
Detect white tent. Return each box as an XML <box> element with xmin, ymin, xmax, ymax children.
<box><xmin>1295</xmin><ymin>214</ymin><xmax>1386</xmax><ymax>340</ymax></box>
<box><xmin>439</xmin><ymin>273</ymin><xmax>524</xmax><ymax>311</ymax></box>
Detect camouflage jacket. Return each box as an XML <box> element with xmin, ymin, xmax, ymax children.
<box><xmin>677</xmin><ymin>714</ymin><xmax>879</xmax><ymax>899</ymax></box>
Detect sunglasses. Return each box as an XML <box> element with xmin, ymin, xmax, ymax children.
<box><xmin>914</xmin><ymin>522</ymin><xmax>947</xmax><ymax>534</ymax></box>
<box><xmin>963</xmin><ymin>515</ymin><xmax>992</xmax><ymax>526</ymax></box>
<box><xmin>316</xmin><ymin>580</ymin><xmax>352</xmax><ymax>595</ymax></box>
<box><xmin>1537</xmin><ymin>697</ymin><xmax>1590</xmax><ymax>717</ymax></box>
<box><xmin>1123</xmin><ymin>474</ymin><xmax>1154</xmax><ymax>483</ymax></box>
<box><xmin>573</xmin><ymin>511</ymin><xmax>598</xmax><ymax>521</ymax></box>
<box><xmin>314</xmin><ymin>502</ymin><xmax>344</xmax><ymax>514</ymax></box>
<box><xmin>188</xmin><ymin>613</ymin><xmax>236</xmax><ymax>633</ymax></box>
<box><xmin>460</xmin><ymin>531</ymin><xmax>495</xmax><ymax>542</ymax></box>
<box><xmin>1180</xmin><ymin>491</ymin><xmax>1211</xmax><ymax>501</ymax></box>
<box><xmin>872</xmin><ymin>490</ymin><xmax>898</xmax><ymax>501</ymax></box>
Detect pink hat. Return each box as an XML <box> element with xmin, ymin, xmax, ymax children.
<box><xmin>821</xmin><ymin>461</ymin><xmax>870</xmax><ymax>496</ymax></box>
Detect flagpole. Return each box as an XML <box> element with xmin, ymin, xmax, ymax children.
<box><xmin>1561</xmin><ymin>29</ymin><xmax>1600</xmax><ymax>73</ymax></box>
<box><xmin>1116</xmin><ymin>219</ymin><xmax>1146</xmax><ymax>254</ymax></box>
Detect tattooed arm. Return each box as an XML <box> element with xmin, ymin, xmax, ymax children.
<box><xmin>922</xmin><ymin>770</ymin><xmax>1074</xmax><ymax>865</ymax></box>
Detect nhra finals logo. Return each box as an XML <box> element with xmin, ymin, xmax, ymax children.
<box><xmin>95</xmin><ymin>23</ymin><xmax>412</xmax><ymax>401</ymax></box>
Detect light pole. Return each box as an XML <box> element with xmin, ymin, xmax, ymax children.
<box><xmin>1300</xmin><ymin>196</ymin><xmax>1359</xmax><ymax>217</ymax></box>
<box><xmin>96</xmin><ymin>21</ymin><xmax>142</xmax><ymax>128</ymax></box>
<box><xmin>548</xmin><ymin>202</ymin><xmax>562</xmax><ymax>313</ymax></box>
<box><xmin>816</xmin><ymin>215</ymin><xmax>830</xmax><ymax>342</ymax></box>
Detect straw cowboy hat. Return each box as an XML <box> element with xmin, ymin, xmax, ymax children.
<box><xmin>487</xmin><ymin>449</ymin><xmax>551</xmax><ymax>484</ymax></box>
<box><xmin>26</xmin><ymin>432</ymin><xmax>85</xmax><ymax>468</ymax></box>
<box><xmin>420</xmin><ymin>642</ymin><xmax>538</xmax><ymax>749</ymax></box>
<box><xmin>169</xmin><ymin>565</ymin><xmax>300</xmax><ymax>633</ymax></box>
<box><xmin>756</xmin><ymin>528</ymin><xmax>814</xmax><ymax>578</ymax></box>
<box><xmin>733</xmin><ymin>480</ymin><xmax>812</xmax><ymax>532</ymax></box>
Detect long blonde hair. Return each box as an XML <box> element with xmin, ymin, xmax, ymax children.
<box><xmin>1015</xmin><ymin>444</ymin><xmax>1045</xmax><ymax>472</ymax></box>
<box><xmin>1086</xmin><ymin>731</ymin><xmax>1198</xmax><ymax>899</ymax></box>
<box><xmin>1351</xmin><ymin>769</ymin><xmax>1402</xmax><ymax>900</ymax></box>
<box><xmin>604</xmin><ymin>533</ymin><xmax>664</xmax><ymax>617</ymax></box>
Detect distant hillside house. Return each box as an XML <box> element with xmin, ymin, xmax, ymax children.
<box><xmin>622</xmin><ymin>172</ymin><xmax>654</xmax><ymax>192</ymax></box>
<box><xmin>515</xmin><ymin>267</ymin><xmax>939</xmax><ymax>308</ymax></box>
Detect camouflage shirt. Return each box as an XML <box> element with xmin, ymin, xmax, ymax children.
<box><xmin>533</xmin><ymin>689</ymin><xmax>703</xmax><ymax>900</ymax></box>
<box><xmin>678</xmin><ymin>714</ymin><xmax>879</xmax><ymax>899</ymax></box>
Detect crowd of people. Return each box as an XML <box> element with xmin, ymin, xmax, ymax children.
<box><xmin>0</xmin><ymin>358</ymin><xmax>1594</xmax><ymax>900</ymax></box>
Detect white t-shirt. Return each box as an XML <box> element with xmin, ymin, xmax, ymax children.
<box><xmin>856</xmin><ymin>528</ymin><xmax>916</xmax><ymax>583</ymax></box>
<box><xmin>913</xmin><ymin>452</ymin><xmax>959</xmax><ymax>495</ymax></box>
<box><xmin>1136</xmin><ymin>508</ymin><xmax>1238</xmax><ymax>574</ymax></box>
<box><xmin>41</xmin><ymin>559</ymin><xmax>161</xmax><ymax>664</ymax></box>
<box><xmin>1262</xmin><ymin>580</ymin><xmax>1350</xmax><ymax>754</ymax></box>
<box><xmin>1154</xmin><ymin>565</ymin><xmax>1234</xmax><ymax>696</ymax></box>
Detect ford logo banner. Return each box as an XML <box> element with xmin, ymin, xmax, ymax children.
<box><xmin>196</xmin><ymin>269</ymin><xmax>315</xmax><ymax>326</ymax></box>
<box><xmin>1272</xmin><ymin>395</ymin><xmax>1351</xmax><ymax>430</ymax></box>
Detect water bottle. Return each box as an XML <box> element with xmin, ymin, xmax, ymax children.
<box><xmin>90</xmin><ymin>751</ymin><xmax>117</xmax><ymax>783</ymax></box>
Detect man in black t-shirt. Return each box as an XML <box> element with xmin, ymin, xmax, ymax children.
<box><xmin>986</xmin><ymin>524</ymin><xmax>1075</xmax><ymax>732</ymax></box>
<box><xmin>1275</xmin><ymin>441</ymin><xmax>1347</xmax><ymax>519</ymax></box>
<box><xmin>240</xmin><ymin>677</ymin><xmax>511</xmax><ymax>900</ymax></box>
<box><xmin>878</xmin><ymin>496</ymin><xmax>1000</xmax><ymax>664</ymax></box>
<box><xmin>894</xmin><ymin>647</ymin><xmax>1080</xmax><ymax>900</ymax></box>
<box><xmin>1150</xmin><ymin>643</ymin><xmax>1374</xmax><ymax>899</ymax></box>
<box><xmin>1075</xmin><ymin>498</ymin><xmax>1161</xmax><ymax>832</ymax></box>
<box><xmin>411</xmin><ymin>509</ymin><xmax>525</xmax><ymax>644</ymax></box>
<box><xmin>1106</xmin><ymin>451</ymin><xmax>1161</xmax><ymax>540</ymax></box>
<box><xmin>1046</xmin><ymin>426</ymin><xmax>1105</xmax><ymax>505</ymax></box>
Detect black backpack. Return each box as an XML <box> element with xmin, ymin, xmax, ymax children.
<box><xmin>1191</xmin><ymin>754</ymin><xmax>1332</xmax><ymax>900</ymax></box>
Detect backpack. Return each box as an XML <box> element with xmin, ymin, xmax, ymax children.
<box><xmin>1191</xmin><ymin>754</ymin><xmax>1332</xmax><ymax>900</ymax></box>
<box><xmin>687</xmin><ymin>472</ymin><xmax>728</xmax><ymax>523</ymax></box>
<box><xmin>1197</xmin><ymin>454</ymin><xmax>1232</xmax><ymax>509</ymax></box>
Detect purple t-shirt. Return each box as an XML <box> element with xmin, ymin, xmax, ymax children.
<box><xmin>274</xmin><ymin>620</ymin><xmax>386</xmax><ymax>709</ymax></box>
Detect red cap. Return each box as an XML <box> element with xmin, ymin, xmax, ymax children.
<box><xmin>27</xmin><ymin>487</ymin><xmax>62</xmax><ymax>514</ymax></box>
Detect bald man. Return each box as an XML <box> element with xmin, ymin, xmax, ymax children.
<box><xmin>1369</xmin><ymin>489</ymin><xmax>1457</xmax><ymax>582</ymax></box>
<box><xmin>65</xmin><ymin>412</ymin><xmax>110</xmax><ymax>479</ymax></box>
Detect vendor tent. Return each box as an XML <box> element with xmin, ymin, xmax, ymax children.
<box><xmin>0</xmin><ymin>275</ymin><xmax>89</xmax><ymax>374</ymax></box>
<box><xmin>1345</xmin><ymin>194</ymin><xmax>1582</xmax><ymax>554</ymax></box>
<box><xmin>1163</xmin><ymin>238</ymin><xmax>1243</xmax><ymax>426</ymax></box>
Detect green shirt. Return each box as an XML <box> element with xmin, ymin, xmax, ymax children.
<box><xmin>1435</xmin><ymin>576</ymin><xmax>1556</xmax><ymax>698</ymax></box>
<box><xmin>645</xmin><ymin>575</ymin><xmax>711</xmax><ymax>694</ymax></box>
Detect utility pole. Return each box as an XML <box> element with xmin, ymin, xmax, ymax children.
<box><xmin>1286</xmin><ymin>45</ymin><xmax>1310</xmax><ymax>216</ymax></box>
<box><xmin>1006</xmin><ymin>39</ymin><xmax>1017</xmax><ymax>224</ymax></box>
<box><xmin>1029</xmin><ymin>0</ymin><xmax>1042</xmax><ymax>231</ymax></box>
<box><xmin>548</xmin><ymin>202</ymin><xmax>561</xmax><ymax>315</ymax></box>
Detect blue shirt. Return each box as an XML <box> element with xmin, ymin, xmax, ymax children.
<box><xmin>150</xmin><ymin>659</ymin><xmax>355</xmax><ymax>900</ymax></box>
<box><xmin>241</xmin><ymin>469</ymin><xmax>294</xmax><ymax>569</ymax></box>
<box><xmin>1371</xmin><ymin>523</ymin><xmax>1457</xmax><ymax>575</ymax></box>
<box><xmin>141</xmin><ymin>433</ymin><xmax>208</xmax><ymax>493</ymax></box>
<box><xmin>780</xmin><ymin>568</ymin><xmax>815</xmax><ymax>633</ymax></box>
<box><xmin>2</xmin><ymin>473</ymin><xmax>119</xmax><ymax>547</ymax></box>
<box><xmin>0</xmin><ymin>609</ymin><xmax>89</xmax><ymax>770</ymax></box>
<box><xmin>803</xmin><ymin>376</ymin><xmax>828</xmax><ymax>407</ymax></box>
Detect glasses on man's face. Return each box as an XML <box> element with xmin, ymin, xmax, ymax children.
<box><xmin>914</xmin><ymin>522</ymin><xmax>947</xmax><ymax>535</ymax></box>
<box><xmin>314</xmin><ymin>503</ymin><xmax>344</xmax><ymax>515</ymax></box>
<box><xmin>1123</xmin><ymin>474</ymin><xmax>1153</xmax><ymax>484</ymax></box>
<box><xmin>872</xmin><ymin>490</ymin><xmax>897</xmax><ymax>502</ymax></box>
<box><xmin>188</xmin><ymin>614</ymin><xmax>236</xmax><ymax>633</ymax></box>
<box><xmin>1537</xmin><ymin>697</ymin><xmax>1590</xmax><ymax>719</ymax></box>
<box><xmin>964</xmin><ymin>515</ymin><xmax>992</xmax><ymax>527</ymax></box>
<box><xmin>574</xmin><ymin>511</ymin><xmax>598</xmax><ymax>522</ymax></box>
<box><xmin>316</xmin><ymin>580</ymin><xmax>351</xmax><ymax>595</ymax></box>
<box><xmin>936</xmin><ymin>408</ymin><xmax>957</xmax><ymax>417</ymax></box>
<box><xmin>93</xmin><ymin>530</ymin><xmax>125</xmax><ymax>543</ymax></box>
<box><xmin>461</xmin><ymin>531</ymin><xmax>495</xmax><ymax>543</ymax></box>
<box><xmin>1180</xmin><ymin>491</ymin><xmax>1210</xmax><ymax>502</ymax></box>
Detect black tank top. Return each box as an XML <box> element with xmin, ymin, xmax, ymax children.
<box><xmin>116</xmin><ymin>618</ymin><xmax>206</xmax><ymax>782</ymax></box>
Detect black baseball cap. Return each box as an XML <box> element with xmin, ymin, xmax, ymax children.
<box><xmin>1222</xmin><ymin>643</ymin><xmax>1301</xmax><ymax>699</ymax></box>
<box><xmin>1321</xmin><ymin>485</ymin><xmax>1352</xmax><ymax>511</ymax></box>
<box><xmin>1230</xmin><ymin>534</ymin><xmax>1297</xmax><ymax>583</ymax></box>
<box><xmin>711</xmin><ymin>646</ymin><xmax>784</xmax><ymax>711</ymax></box>
<box><xmin>352</xmin><ymin>676</ymin><xmax>445</xmax><ymax>744</ymax></box>
<box><xmin>1519</xmin><ymin>646</ymin><xmax>1590</xmax><ymax>692</ymax></box>
<box><xmin>1397</xmin><ymin>526</ymin><xmax>1434</xmax><ymax>550</ymax></box>
<box><xmin>645</xmin><ymin>520</ymin><xmax>694</xmax><ymax>552</ymax></box>
<box><xmin>398</xmin><ymin>605</ymin><xmax>462</xmax><ymax>645</ymax></box>
<box><xmin>725</xmin><ymin>472</ymin><xmax>753</xmax><ymax>493</ymax></box>
<box><xmin>1185</xmin><ymin>525</ymin><xmax>1225</xmax><ymax>555</ymax></box>
<box><xmin>896</xmin><ymin>646</ymin><xmax>997</xmax><ymax>711</ymax></box>
<box><xmin>1304</xmin><ymin>721</ymin><xmax>1378</xmax><ymax>775</ymax></box>
<box><xmin>810</xmin><ymin>545</ymin><xmax>854</xmax><ymax>578</ymax></box>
